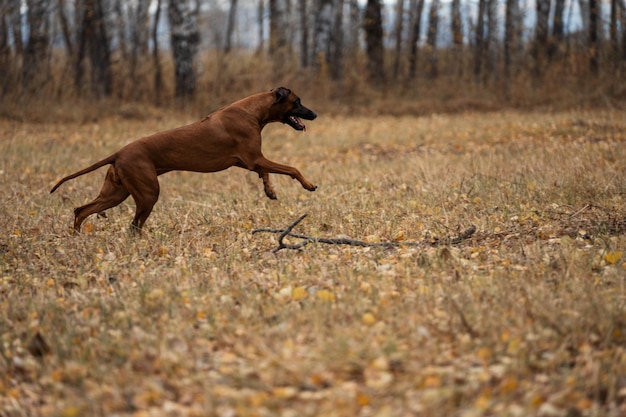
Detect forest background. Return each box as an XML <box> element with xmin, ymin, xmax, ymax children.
<box><xmin>1</xmin><ymin>0</ymin><xmax>625</xmax><ymax>116</ymax></box>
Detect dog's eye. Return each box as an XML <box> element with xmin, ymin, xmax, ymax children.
<box><xmin>295</xmin><ymin>99</ymin><xmax>301</xmax><ymax>106</ymax></box>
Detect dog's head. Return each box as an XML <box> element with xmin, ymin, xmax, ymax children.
<box><xmin>271</xmin><ymin>87</ymin><xmax>317</xmax><ymax>131</ymax></box>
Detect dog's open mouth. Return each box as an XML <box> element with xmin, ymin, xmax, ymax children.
<box><xmin>285</xmin><ymin>116</ymin><xmax>306</xmax><ymax>131</ymax></box>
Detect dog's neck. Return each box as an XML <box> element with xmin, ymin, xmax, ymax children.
<box><xmin>227</xmin><ymin>92</ymin><xmax>276</xmax><ymax>129</ymax></box>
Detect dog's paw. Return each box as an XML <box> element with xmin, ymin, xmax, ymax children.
<box><xmin>265</xmin><ymin>191</ymin><xmax>278</xmax><ymax>200</ymax></box>
<box><xmin>307</xmin><ymin>185</ymin><xmax>318</xmax><ymax>192</ymax></box>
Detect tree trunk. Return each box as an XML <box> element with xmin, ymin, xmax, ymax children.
<box><xmin>450</xmin><ymin>0</ymin><xmax>463</xmax><ymax>75</ymax></box>
<box><xmin>0</xmin><ymin>2</ymin><xmax>10</xmax><ymax>94</ymax></box>
<box><xmin>152</xmin><ymin>0</ymin><xmax>163</xmax><ymax>105</ymax></box>
<box><xmin>269</xmin><ymin>0</ymin><xmax>288</xmax><ymax>57</ymax></box>
<box><xmin>474</xmin><ymin>0</ymin><xmax>486</xmax><ymax>80</ymax></box>
<box><xmin>364</xmin><ymin>0</ymin><xmax>385</xmax><ymax>84</ymax></box>
<box><xmin>23</xmin><ymin>0</ymin><xmax>51</xmax><ymax>93</ymax></box>
<box><xmin>407</xmin><ymin>0</ymin><xmax>425</xmax><ymax>80</ymax></box>
<box><xmin>8</xmin><ymin>0</ymin><xmax>22</xmax><ymax>57</ymax></box>
<box><xmin>168</xmin><ymin>0</ymin><xmax>200</xmax><ymax>100</ymax></box>
<box><xmin>552</xmin><ymin>0</ymin><xmax>566</xmax><ymax>57</ymax></box>
<box><xmin>504</xmin><ymin>0</ymin><xmax>520</xmax><ymax>95</ymax></box>
<box><xmin>75</xmin><ymin>0</ymin><xmax>113</xmax><ymax>98</ymax></box>
<box><xmin>393</xmin><ymin>0</ymin><xmax>405</xmax><ymax>79</ymax></box>
<box><xmin>609</xmin><ymin>0</ymin><xmax>618</xmax><ymax>67</ymax></box>
<box><xmin>299</xmin><ymin>0</ymin><xmax>309</xmax><ymax>67</ymax></box>
<box><xmin>588</xmin><ymin>0</ymin><xmax>599</xmax><ymax>75</ymax></box>
<box><xmin>621</xmin><ymin>0</ymin><xmax>626</xmax><ymax>69</ymax></box>
<box><xmin>533</xmin><ymin>0</ymin><xmax>551</xmax><ymax>79</ymax></box>
<box><xmin>313</xmin><ymin>0</ymin><xmax>333</xmax><ymax>71</ymax></box>
<box><xmin>224</xmin><ymin>0</ymin><xmax>238</xmax><ymax>53</ymax></box>
<box><xmin>346</xmin><ymin>0</ymin><xmax>360</xmax><ymax>66</ymax></box>
<box><xmin>426</xmin><ymin>0</ymin><xmax>439</xmax><ymax>79</ymax></box>
<box><xmin>257</xmin><ymin>0</ymin><xmax>264</xmax><ymax>54</ymax></box>
<box><xmin>330</xmin><ymin>0</ymin><xmax>344</xmax><ymax>80</ymax></box>
<box><xmin>486</xmin><ymin>0</ymin><xmax>498</xmax><ymax>79</ymax></box>
<box><xmin>450</xmin><ymin>0</ymin><xmax>462</xmax><ymax>46</ymax></box>
<box><xmin>57</xmin><ymin>0</ymin><xmax>74</xmax><ymax>57</ymax></box>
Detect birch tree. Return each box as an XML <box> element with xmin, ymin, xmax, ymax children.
<box><xmin>168</xmin><ymin>0</ymin><xmax>200</xmax><ymax>99</ymax></box>
<box><xmin>364</xmin><ymin>0</ymin><xmax>385</xmax><ymax>84</ymax></box>
<box><xmin>23</xmin><ymin>0</ymin><xmax>51</xmax><ymax>92</ymax></box>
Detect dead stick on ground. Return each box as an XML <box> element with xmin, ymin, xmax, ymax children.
<box><xmin>252</xmin><ymin>214</ymin><xmax>477</xmax><ymax>253</ymax></box>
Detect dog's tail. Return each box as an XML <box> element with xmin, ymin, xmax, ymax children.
<box><xmin>50</xmin><ymin>154</ymin><xmax>117</xmax><ymax>194</ymax></box>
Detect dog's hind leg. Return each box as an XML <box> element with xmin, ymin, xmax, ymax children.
<box><xmin>73</xmin><ymin>166</ymin><xmax>130</xmax><ymax>232</ymax></box>
<box><xmin>117</xmin><ymin>163</ymin><xmax>160</xmax><ymax>232</ymax></box>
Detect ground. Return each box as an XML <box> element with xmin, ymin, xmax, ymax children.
<box><xmin>1</xmin><ymin>108</ymin><xmax>625</xmax><ymax>416</ymax></box>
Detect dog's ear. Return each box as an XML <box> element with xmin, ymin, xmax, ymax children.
<box><xmin>272</xmin><ymin>87</ymin><xmax>291</xmax><ymax>103</ymax></box>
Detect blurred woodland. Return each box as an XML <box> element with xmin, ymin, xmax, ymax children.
<box><xmin>1</xmin><ymin>0</ymin><xmax>626</xmax><ymax>113</ymax></box>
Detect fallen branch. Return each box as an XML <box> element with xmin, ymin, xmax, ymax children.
<box><xmin>252</xmin><ymin>214</ymin><xmax>476</xmax><ymax>253</ymax></box>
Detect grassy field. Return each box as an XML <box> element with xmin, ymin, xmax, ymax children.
<box><xmin>1</xmin><ymin>106</ymin><xmax>626</xmax><ymax>417</ymax></box>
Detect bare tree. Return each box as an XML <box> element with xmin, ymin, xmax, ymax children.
<box><xmin>257</xmin><ymin>0</ymin><xmax>264</xmax><ymax>53</ymax></box>
<box><xmin>168</xmin><ymin>0</ymin><xmax>200</xmax><ymax>100</ymax></box>
<box><xmin>299</xmin><ymin>0</ymin><xmax>309</xmax><ymax>67</ymax></box>
<box><xmin>407</xmin><ymin>0</ymin><xmax>425</xmax><ymax>81</ymax></box>
<box><xmin>504</xmin><ymin>0</ymin><xmax>520</xmax><ymax>95</ymax></box>
<box><xmin>364</xmin><ymin>0</ymin><xmax>385</xmax><ymax>84</ymax></box>
<box><xmin>621</xmin><ymin>0</ymin><xmax>626</xmax><ymax>69</ymax></box>
<box><xmin>330</xmin><ymin>0</ymin><xmax>344</xmax><ymax>79</ymax></box>
<box><xmin>346</xmin><ymin>0</ymin><xmax>360</xmax><ymax>66</ymax></box>
<box><xmin>57</xmin><ymin>0</ymin><xmax>74</xmax><ymax>58</ymax></box>
<box><xmin>450</xmin><ymin>0</ymin><xmax>462</xmax><ymax>46</ymax></box>
<box><xmin>152</xmin><ymin>0</ymin><xmax>163</xmax><ymax>104</ymax></box>
<box><xmin>76</xmin><ymin>0</ymin><xmax>113</xmax><ymax>97</ymax></box>
<box><xmin>393</xmin><ymin>0</ymin><xmax>405</xmax><ymax>78</ymax></box>
<box><xmin>224</xmin><ymin>0</ymin><xmax>238</xmax><ymax>53</ymax></box>
<box><xmin>269</xmin><ymin>0</ymin><xmax>289</xmax><ymax>57</ymax></box>
<box><xmin>130</xmin><ymin>0</ymin><xmax>151</xmax><ymax>91</ymax></box>
<box><xmin>7</xmin><ymin>0</ymin><xmax>22</xmax><ymax>57</ymax></box>
<box><xmin>426</xmin><ymin>0</ymin><xmax>439</xmax><ymax>78</ymax></box>
<box><xmin>552</xmin><ymin>0</ymin><xmax>566</xmax><ymax>57</ymax></box>
<box><xmin>450</xmin><ymin>0</ymin><xmax>463</xmax><ymax>74</ymax></box>
<box><xmin>588</xmin><ymin>0</ymin><xmax>599</xmax><ymax>74</ymax></box>
<box><xmin>23</xmin><ymin>0</ymin><xmax>51</xmax><ymax>92</ymax></box>
<box><xmin>533</xmin><ymin>0</ymin><xmax>551</xmax><ymax>79</ymax></box>
<box><xmin>486</xmin><ymin>0</ymin><xmax>498</xmax><ymax>79</ymax></box>
<box><xmin>0</xmin><ymin>0</ymin><xmax>11</xmax><ymax>93</ymax></box>
<box><xmin>313</xmin><ymin>0</ymin><xmax>333</xmax><ymax>70</ymax></box>
<box><xmin>474</xmin><ymin>0</ymin><xmax>486</xmax><ymax>80</ymax></box>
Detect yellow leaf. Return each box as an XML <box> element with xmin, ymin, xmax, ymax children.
<box><xmin>422</xmin><ymin>375</ymin><xmax>442</xmax><ymax>388</ymax></box>
<box><xmin>362</xmin><ymin>312</ymin><xmax>377</xmax><ymax>325</ymax></box>
<box><xmin>604</xmin><ymin>251</ymin><xmax>623</xmax><ymax>265</ymax></box>
<box><xmin>356</xmin><ymin>393</ymin><xmax>370</xmax><ymax>406</ymax></box>
<box><xmin>291</xmin><ymin>286</ymin><xmax>308</xmax><ymax>301</ymax></box>
<box><xmin>59</xmin><ymin>407</ymin><xmax>80</xmax><ymax>417</ymax></box>
<box><xmin>476</xmin><ymin>347</ymin><xmax>492</xmax><ymax>363</ymax></box>
<box><xmin>393</xmin><ymin>230</ymin><xmax>405</xmax><ymax>241</ymax></box>
<box><xmin>83</xmin><ymin>223</ymin><xmax>93</xmax><ymax>233</ymax></box>
<box><xmin>316</xmin><ymin>289</ymin><xmax>335</xmax><ymax>302</ymax></box>
<box><xmin>499</xmin><ymin>376</ymin><xmax>518</xmax><ymax>393</ymax></box>
<box><xmin>272</xmin><ymin>386</ymin><xmax>298</xmax><ymax>399</ymax></box>
<box><xmin>474</xmin><ymin>392</ymin><xmax>491</xmax><ymax>410</ymax></box>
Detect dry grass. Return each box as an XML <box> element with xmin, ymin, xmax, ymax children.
<box><xmin>1</xmin><ymin>106</ymin><xmax>626</xmax><ymax>417</ymax></box>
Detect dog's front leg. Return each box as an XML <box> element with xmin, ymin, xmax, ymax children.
<box><xmin>254</xmin><ymin>156</ymin><xmax>317</xmax><ymax>192</ymax></box>
<box><xmin>259</xmin><ymin>172</ymin><xmax>278</xmax><ymax>200</ymax></box>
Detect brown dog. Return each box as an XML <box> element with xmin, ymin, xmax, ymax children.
<box><xmin>50</xmin><ymin>87</ymin><xmax>318</xmax><ymax>232</ymax></box>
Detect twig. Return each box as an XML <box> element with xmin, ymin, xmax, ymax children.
<box><xmin>449</xmin><ymin>297</ymin><xmax>478</xmax><ymax>338</ymax></box>
<box><xmin>252</xmin><ymin>214</ymin><xmax>477</xmax><ymax>253</ymax></box>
